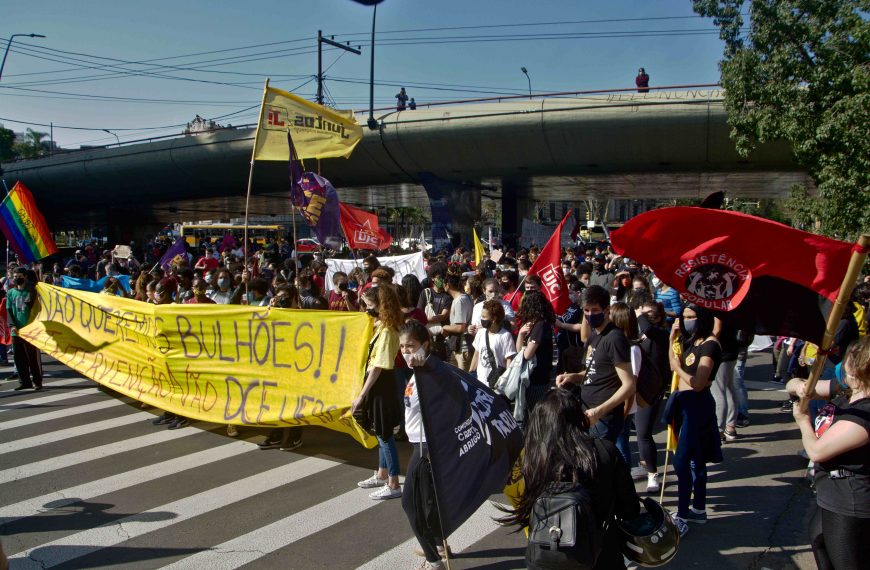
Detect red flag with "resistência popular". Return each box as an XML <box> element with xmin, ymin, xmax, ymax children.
<box><xmin>610</xmin><ymin>207</ymin><xmax>857</xmax><ymax>344</ymax></box>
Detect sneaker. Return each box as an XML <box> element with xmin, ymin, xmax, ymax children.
<box><xmin>735</xmin><ymin>415</ymin><xmax>750</xmax><ymax>428</ymax></box>
<box><xmin>168</xmin><ymin>418</ymin><xmax>189</xmax><ymax>430</ymax></box>
<box><xmin>781</xmin><ymin>400</ymin><xmax>794</xmax><ymax>413</ymax></box>
<box><xmin>226</xmin><ymin>425</ymin><xmax>239</xmax><ymax>437</ymax></box>
<box><xmin>152</xmin><ymin>413</ymin><xmax>174</xmax><ymax>425</ymax></box>
<box><xmin>771</xmin><ymin>375</ymin><xmax>784</xmax><ymax>384</ymax></box>
<box><xmin>369</xmin><ymin>485</ymin><xmax>402</xmax><ymax>500</ymax></box>
<box><xmin>414</xmin><ymin>544</ymin><xmax>451</xmax><ymax>558</ymax></box>
<box><xmin>414</xmin><ymin>560</ymin><xmax>444</xmax><ymax>570</ymax></box>
<box><xmin>13</xmin><ymin>384</ymin><xmax>33</xmax><ymax>391</ymax></box>
<box><xmin>672</xmin><ymin>515</ymin><xmax>689</xmax><ymax>538</ymax></box>
<box><xmin>34</xmin><ymin>385</ymin><xmax>43</xmax><ymax>391</ymax></box>
<box><xmin>723</xmin><ymin>429</ymin><xmax>738</xmax><ymax>442</ymax></box>
<box><xmin>280</xmin><ymin>440</ymin><xmax>303</xmax><ymax>452</ymax></box>
<box><xmin>258</xmin><ymin>439</ymin><xmax>282</xmax><ymax>450</ymax></box>
<box><xmin>685</xmin><ymin>507</ymin><xmax>707</xmax><ymax>524</ymax></box>
<box><xmin>358</xmin><ymin>472</ymin><xmax>388</xmax><ymax>489</ymax></box>
<box><xmin>646</xmin><ymin>472</ymin><xmax>661</xmax><ymax>493</ymax></box>
<box><xmin>631</xmin><ymin>466</ymin><xmax>649</xmax><ymax>481</ymax></box>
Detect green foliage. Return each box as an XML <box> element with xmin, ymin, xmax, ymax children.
<box><xmin>0</xmin><ymin>124</ymin><xmax>15</xmax><ymax>162</ymax></box>
<box><xmin>693</xmin><ymin>0</ymin><xmax>870</xmax><ymax>240</ymax></box>
<box><xmin>11</xmin><ymin>128</ymin><xmax>50</xmax><ymax>159</ymax></box>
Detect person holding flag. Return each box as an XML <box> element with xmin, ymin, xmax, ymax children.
<box><xmin>664</xmin><ymin>304</ymin><xmax>724</xmax><ymax>537</ymax></box>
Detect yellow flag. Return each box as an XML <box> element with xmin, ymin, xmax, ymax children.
<box><xmin>253</xmin><ymin>85</ymin><xmax>363</xmax><ymax>161</ymax></box>
<box><xmin>666</xmin><ymin>340</ymin><xmax>682</xmax><ymax>452</ymax></box>
<box><xmin>473</xmin><ymin>228</ymin><xmax>486</xmax><ymax>266</ymax></box>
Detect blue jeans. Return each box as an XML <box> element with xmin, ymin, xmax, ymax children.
<box><xmin>377</xmin><ymin>435</ymin><xmax>400</xmax><ymax>477</ymax></box>
<box><xmin>615</xmin><ymin>414</ymin><xmax>634</xmax><ymax>467</ymax></box>
<box><xmin>734</xmin><ymin>350</ymin><xmax>749</xmax><ymax>417</ymax></box>
<box><xmin>590</xmin><ymin>411</ymin><xmax>625</xmax><ymax>445</ymax></box>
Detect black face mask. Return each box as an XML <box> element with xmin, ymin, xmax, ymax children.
<box><xmin>480</xmin><ymin>319</ymin><xmax>492</xmax><ymax>330</ymax></box>
<box><xmin>14</xmin><ymin>277</ymin><xmax>26</xmax><ymax>286</ymax></box>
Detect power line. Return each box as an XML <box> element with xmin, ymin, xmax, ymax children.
<box><xmin>0</xmin><ymin>85</ymin><xmax>260</xmax><ymax>106</ymax></box>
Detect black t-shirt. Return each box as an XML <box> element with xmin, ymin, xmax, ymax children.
<box><xmin>556</xmin><ymin>303</ymin><xmax>582</xmax><ymax>350</ymax></box>
<box><xmin>813</xmin><ymin>395</ymin><xmax>870</xmax><ymax>518</ymax></box>
<box><xmin>717</xmin><ymin>321</ymin><xmax>740</xmax><ymax>362</ymax></box>
<box><xmin>680</xmin><ymin>339</ymin><xmax>722</xmax><ymax>389</ymax></box>
<box><xmin>581</xmin><ymin>322</ymin><xmax>630</xmax><ymax>410</ymax></box>
<box><xmin>526</xmin><ymin>320</ymin><xmax>553</xmax><ymax>386</ymax></box>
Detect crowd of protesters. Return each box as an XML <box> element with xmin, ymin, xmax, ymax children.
<box><xmin>3</xmin><ymin>230</ymin><xmax>868</xmax><ymax>570</ymax></box>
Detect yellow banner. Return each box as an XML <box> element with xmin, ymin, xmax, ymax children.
<box><xmin>253</xmin><ymin>85</ymin><xmax>363</xmax><ymax>161</ymax></box>
<box><xmin>21</xmin><ymin>284</ymin><xmax>377</xmax><ymax>448</ymax></box>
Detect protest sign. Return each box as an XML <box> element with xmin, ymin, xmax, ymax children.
<box><xmin>324</xmin><ymin>252</ymin><xmax>426</xmax><ymax>291</ymax></box>
<box><xmin>20</xmin><ymin>284</ymin><xmax>377</xmax><ymax>448</ymax></box>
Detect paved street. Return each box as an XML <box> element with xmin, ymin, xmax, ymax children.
<box><xmin>1</xmin><ymin>352</ymin><xmax>816</xmax><ymax>569</ymax></box>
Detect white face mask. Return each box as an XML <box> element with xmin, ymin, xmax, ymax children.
<box><xmin>402</xmin><ymin>346</ymin><xmax>426</xmax><ymax>367</ymax></box>
<box><xmin>652</xmin><ymin>277</ymin><xmax>662</xmax><ymax>289</ymax></box>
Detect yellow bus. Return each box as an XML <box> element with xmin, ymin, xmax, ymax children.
<box><xmin>179</xmin><ymin>224</ymin><xmax>285</xmax><ymax>247</ymax></box>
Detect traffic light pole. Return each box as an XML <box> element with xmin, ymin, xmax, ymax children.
<box><xmin>317</xmin><ymin>30</ymin><xmax>361</xmax><ymax>105</ymax></box>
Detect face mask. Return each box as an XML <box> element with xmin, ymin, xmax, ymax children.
<box><xmin>633</xmin><ymin>286</ymin><xmax>645</xmax><ymax>292</ymax></box>
<box><xmin>14</xmin><ymin>277</ymin><xmax>25</xmax><ymax>286</ymax></box>
<box><xmin>480</xmin><ymin>318</ymin><xmax>492</xmax><ymax>330</ymax></box>
<box><xmin>651</xmin><ymin>277</ymin><xmax>662</xmax><ymax>289</ymax></box>
<box><xmin>348</xmin><ymin>281</ymin><xmax>358</xmax><ymax>289</ymax></box>
<box><xmin>682</xmin><ymin>319</ymin><xmax>698</xmax><ymax>335</ymax></box>
<box><xmin>367</xmin><ymin>308</ymin><xmax>379</xmax><ymax>318</ymax></box>
<box><xmin>402</xmin><ymin>346</ymin><xmax>426</xmax><ymax>366</ymax></box>
<box><xmin>218</xmin><ymin>278</ymin><xmax>230</xmax><ymax>289</ymax></box>
<box><xmin>433</xmin><ymin>278</ymin><xmax>444</xmax><ymax>289</ymax></box>
<box><xmin>586</xmin><ymin>311</ymin><xmax>605</xmax><ymax>328</ymax></box>
<box><xmin>484</xmin><ymin>290</ymin><xmax>496</xmax><ymax>300</ymax></box>
<box><xmin>204</xmin><ymin>274</ymin><xmax>213</xmax><ymax>284</ymax></box>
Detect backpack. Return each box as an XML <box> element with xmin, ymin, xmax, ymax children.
<box><xmin>635</xmin><ymin>343</ymin><xmax>664</xmax><ymax>407</ymax></box>
<box><xmin>526</xmin><ymin>441</ymin><xmax>613</xmax><ymax>570</ymax></box>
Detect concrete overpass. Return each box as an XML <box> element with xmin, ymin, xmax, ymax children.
<box><xmin>1</xmin><ymin>88</ymin><xmax>811</xmax><ymax>245</ymax></box>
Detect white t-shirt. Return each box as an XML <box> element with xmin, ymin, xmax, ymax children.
<box><xmin>470</xmin><ymin>299</ymin><xmax>516</xmax><ymax>326</ymax></box>
<box><xmin>472</xmin><ymin>328</ymin><xmax>517</xmax><ymax>386</ymax></box>
<box><xmin>404</xmin><ymin>375</ymin><xmax>425</xmax><ymax>443</ymax></box>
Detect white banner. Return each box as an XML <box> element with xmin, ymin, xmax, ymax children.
<box><xmin>324</xmin><ymin>252</ymin><xmax>427</xmax><ymax>291</ymax></box>
<box><xmin>520</xmin><ymin>217</ymin><xmax>575</xmax><ymax>249</ymax></box>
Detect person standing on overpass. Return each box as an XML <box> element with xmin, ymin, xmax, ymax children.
<box><xmin>636</xmin><ymin>68</ymin><xmax>650</xmax><ymax>93</ymax></box>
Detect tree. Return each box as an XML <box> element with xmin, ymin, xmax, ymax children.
<box><xmin>693</xmin><ymin>0</ymin><xmax>870</xmax><ymax>240</ymax></box>
<box><xmin>0</xmin><ymin>124</ymin><xmax>15</xmax><ymax>162</ymax></box>
<box><xmin>12</xmin><ymin>128</ymin><xmax>50</xmax><ymax>159</ymax></box>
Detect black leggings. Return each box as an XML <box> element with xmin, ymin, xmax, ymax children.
<box><xmin>635</xmin><ymin>398</ymin><xmax>661</xmax><ymax>472</ymax></box>
<box><xmin>810</xmin><ymin>505</ymin><xmax>870</xmax><ymax>569</ymax></box>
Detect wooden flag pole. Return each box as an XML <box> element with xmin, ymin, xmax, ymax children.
<box><xmin>800</xmin><ymin>234</ymin><xmax>870</xmax><ymax>410</ymax></box>
<box><xmin>243</xmin><ymin>78</ymin><xmax>272</xmax><ymax>301</ymax></box>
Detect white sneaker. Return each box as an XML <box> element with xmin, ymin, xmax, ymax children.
<box><xmin>369</xmin><ymin>484</ymin><xmax>402</xmax><ymax>500</ymax></box>
<box><xmin>414</xmin><ymin>560</ymin><xmax>444</xmax><ymax>570</ymax></box>
<box><xmin>646</xmin><ymin>472</ymin><xmax>661</xmax><ymax>493</ymax></box>
<box><xmin>357</xmin><ymin>472</ymin><xmax>388</xmax><ymax>489</ymax></box>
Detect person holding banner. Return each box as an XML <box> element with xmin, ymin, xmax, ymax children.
<box><xmin>792</xmin><ymin>336</ymin><xmax>870</xmax><ymax>570</ymax></box>
<box><xmin>354</xmin><ymin>285</ymin><xmax>405</xmax><ymax>500</ymax></box>
<box><xmin>665</xmin><ymin>304</ymin><xmax>724</xmax><ymax>537</ymax></box>
<box><xmin>7</xmin><ymin>267</ymin><xmax>41</xmax><ymax>391</ymax></box>
<box><xmin>398</xmin><ymin>320</ymin><xmax>450</xmax><ymax>568</ymax></box>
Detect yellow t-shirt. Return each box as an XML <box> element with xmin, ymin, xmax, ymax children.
<box><xmin>368</xmin><ymin>325</ymin><xmax>398</xmax><ymax>371</ymax></box>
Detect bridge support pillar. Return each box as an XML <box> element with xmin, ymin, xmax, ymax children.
<box><xmin>501</xmin><ymin>180</ymin><xmax>535</xmax><ymax>249</ymax></box>
<box><xmin>419</xmin><ymin>173</ymin><xmax>480</xmax><ymax>249</ymax></box>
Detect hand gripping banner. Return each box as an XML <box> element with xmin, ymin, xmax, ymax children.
<box><xmin>20</xmin><ymin>284</ymin><xmax>377</xmax><ymax>448</ymax></box>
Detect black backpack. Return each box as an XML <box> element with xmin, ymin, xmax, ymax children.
<box><xmin>526</xmin><ymin>441</ymin><xmax>613</xmax><ymax>570</ymax></box>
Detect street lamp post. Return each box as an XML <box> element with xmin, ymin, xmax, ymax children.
<box><xmin>103</xmin><ymin>129</ymin><xmax>120</xmax><ymax>146</ymax></box>
<box><xmin>521</xmin><ymin>67</ymin><xmax>532</xmax><ymax>99</ymax></box>
<box><xmin>0</xmin><ymin>33</ymin><xmax>47</xmax><ymax>82</ymax></box>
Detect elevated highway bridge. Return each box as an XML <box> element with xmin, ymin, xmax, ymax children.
<box><xmin>2</xmin><ymin>86</ymin><xmax>810</xmax><ymax>245</ymax></box>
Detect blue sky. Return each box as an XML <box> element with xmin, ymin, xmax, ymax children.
<box><xmin>1</xmin><ymin>0</ymin><xmax>728</xmax><ymax>148</ymax></box>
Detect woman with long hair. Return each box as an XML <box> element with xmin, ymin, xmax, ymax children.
<box><xmin>353</xmin><ymin>284</ymin><xmax>405</xmax><ymax>500</ymax></box>
<box><xmin>609</xmin><ymin>303</ymin><xmax>641</xmax><ymax>469</ymax></box>
<box><xmin>499</xmin><ymin>388</ymin><xmax>640</xmax><ymax>569</ymax></box>
<box><xmin>794</xmin><ymin>335</ymin><xmax>870</xmax><ymax>569</ymax></box>
<box><xmin>515</xmin><ymin>290</ymin><xmax>556</xmax><ymax>419</ymax></box>
<box><xmin>666</xmin><ymin>303</ymin><xmax>723</xmax><ymax>537</ymax></box>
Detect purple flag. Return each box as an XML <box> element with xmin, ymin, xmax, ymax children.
<box><xmin>288</xmin><ymin>133</ymin><xmax>342</xmax><ymax>250</ymax></box>
<box><xmin>159</xmin><ymin>238</ymin><xmax>188</xmax><ymax>272</ymax></box>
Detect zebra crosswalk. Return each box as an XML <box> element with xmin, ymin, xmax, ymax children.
<box><xmin>0</xmin><ymin>361</ymin><xmax>525</xmax><ymax>569</ymax></box>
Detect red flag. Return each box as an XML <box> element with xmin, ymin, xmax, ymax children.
<box><xmin>339</xmin><ymin>203</ymin><xmax>381</xmax><ymax>250</ymax></box>
<box><xmin>527</xmin><ymin>211</ymin><xmax>572</xmax><ymax>315</ymax></box>
<box><xmin>0</xmin><ymin>303</ymin><xmax>11</xmax><ymax>345</ymax></box>
<box><xmin>610</xmin><ymin>207</ymin><xmax>856</xmax><ymax>343</ymax></box>
<box><xmin>377</xmin><ymin>227</ymin><xmax>393</xmax><ymax>250</ymax></box>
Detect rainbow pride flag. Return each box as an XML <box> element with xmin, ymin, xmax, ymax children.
<box><xmin>0</xmin><ymin>182</ymin><xmax>58</xmax><ymax>262</ymax></box>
